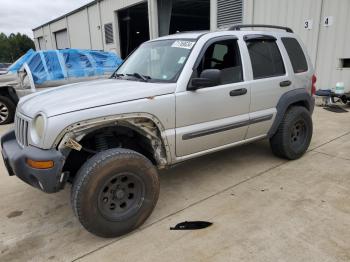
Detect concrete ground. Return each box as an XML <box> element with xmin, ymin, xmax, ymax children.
<box><xmin>1</xmin><ymin>104</ymin><xmax>350</xmax><ymax>262</ymax></box>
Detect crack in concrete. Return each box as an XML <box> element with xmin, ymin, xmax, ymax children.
<box><xmin>313</xmin><ymin>150</ymin><xmax>350</xmax><ymax>162</ymax></box>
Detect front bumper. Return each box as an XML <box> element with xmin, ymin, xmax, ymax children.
<box><xmin>1</xmin><ymin>130</ymin><xmax>66</xmax><ymax>193</ymax></box>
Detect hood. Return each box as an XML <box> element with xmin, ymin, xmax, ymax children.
<box><xmin>18</xmin><ymin>79</ymin><xmax>176</xmax><ymax>117</ymax></box>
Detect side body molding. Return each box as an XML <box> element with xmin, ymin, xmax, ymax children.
<box><xmin>268</xmin><ymin>88</ymin><xmax>315</xmax><ymax>137</ymax></box>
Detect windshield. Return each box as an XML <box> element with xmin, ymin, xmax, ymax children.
<box><xmin>116</xmin><ymin>39</ymin><xmax>196</xmax><ymax>82</ymax></box>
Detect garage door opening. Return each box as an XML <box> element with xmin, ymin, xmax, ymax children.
<box><xmin>54</xmin><ymin>29</ymin><xmax>69</xmax><ymax>50</ymax></box>
<box><xmin>158</xmin><ymin>0</ymin><xmax>210</xmax><ymax>36</ymax></box>
<box><xmin>118</xmin><ymin>3</ymin><xmax>150</xmax><ymax>59</ymax></box>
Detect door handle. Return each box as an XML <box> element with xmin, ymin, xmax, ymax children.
<box><xmin>280</xmin><ymin>80</ymin><xmax>292</xmax><ymax>87</ymax></box>
<box><xmin>230</xmin><ymin>88</ymin><xmax>247</xmax><ymax>97</ymax></box>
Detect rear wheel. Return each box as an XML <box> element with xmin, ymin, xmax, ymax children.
<box><xmin>0</xmin><ymin>96</ymin><xmax>15</xmax><ymax>125</ymax></box>
<box><xmin>270</xmin><ymin>106</ymin><xmax>313</xmax><ymax>160</ymax></box>
<box><xmin>71</xmin><ymin>148</ymin><xmax>159</xmax><ymax>238</ymax></box>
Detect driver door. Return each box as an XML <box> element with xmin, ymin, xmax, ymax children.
<box><xmin>175</xmin><ymin>36</ymin><xmax>251</xmax><ymax>157</ymax></box>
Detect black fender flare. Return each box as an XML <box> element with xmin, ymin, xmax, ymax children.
<box><xmin>268</xmin><ymin>88</ymin><xmax>315</xmax><ymax>137</ymax></box>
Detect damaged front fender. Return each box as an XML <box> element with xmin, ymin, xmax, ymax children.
<box><xmin>57</xmin><ymin>114</ymin><xmax>171</xmax><ymax>168</ymax></box>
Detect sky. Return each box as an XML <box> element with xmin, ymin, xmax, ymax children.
<box><xmin>0</xmin><ymin>0</ymin><xmax>93</xmax><ymax>38</ymax></box>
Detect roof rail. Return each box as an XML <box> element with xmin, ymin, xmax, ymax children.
<box><xmin>229</xmin><ymin>24</ymin><xmax>293</xmax><ymax>33</ymax></box>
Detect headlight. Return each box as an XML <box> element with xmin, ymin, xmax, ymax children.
<box><xmin>31</xmin><ymin>113</ymin><xmax>46</xmax><ymax>144</ymax></box>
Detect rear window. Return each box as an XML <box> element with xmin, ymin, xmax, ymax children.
<box><xmin>247</xmin><ymin>40</ymin><xmax>285</xmax><ymax>79</ymax></box>
<box><xmin>281</xmin><ymin>37</ymin><xmax>308</xmax><ymax>73</ymax></box>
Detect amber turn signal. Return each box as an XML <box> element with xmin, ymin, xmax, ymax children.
<box><xmin>26</xmin><ymin>159</ymin><xmax>54</xmax><ymax>169</ymax></box>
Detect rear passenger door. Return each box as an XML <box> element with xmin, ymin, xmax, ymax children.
<box><xmin>244</xmin><ymin>35</ymin><xmax>292</xmax><ymax>139</ymax></box>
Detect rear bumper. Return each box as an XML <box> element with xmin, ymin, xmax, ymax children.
<box><xmin>1</xmin><ymin>130</ymin><xmax>66</xmax><ymax>193</ymax></box>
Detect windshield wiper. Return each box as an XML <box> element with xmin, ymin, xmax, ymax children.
<box><xmin>126</xmin><ymin>73</ymin><xmax>151</xmax><ymax>82</ymax></box>
<box><xmin>112</xmin><ymin>73</ymin><xmax>125</xmax><ymax>79</ymax></box>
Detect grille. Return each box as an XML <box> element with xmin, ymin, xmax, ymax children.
<box><xmin>15</xmin><ymin>114</ymin><xmax>29</xmax><ymax>147</ymax></box>
<box><xmin>217</xmin><ymin>0</ymin><xmax>243</xmax><ymax>27</ymax></box>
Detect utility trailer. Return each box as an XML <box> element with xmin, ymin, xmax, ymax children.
<box><xmin>315</xmin><ymin>89</ymin><xmax>350</xmax><ymax>106</ymax></box>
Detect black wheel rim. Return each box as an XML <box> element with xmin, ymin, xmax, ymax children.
<box><xmin>290</xmin><ymin>120</ymin><xmax>307</xmax><ymax>150</ymax></box>
<box><xmin>98</xmin><ymin>172</ymin><xmax>145</xmax><ymax>221</ymax></box>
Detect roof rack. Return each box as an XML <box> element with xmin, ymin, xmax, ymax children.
<box><xmin>229</xmin><ymin>24</ymin><xmax>293</xmax><ymax>33</ymax></box>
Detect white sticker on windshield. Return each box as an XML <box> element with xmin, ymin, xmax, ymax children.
<box><xmin>171</xmin><ymin>40</ymin><xmax>195</xmax><ymax>49</ymax></box>
<box><xmin>178</xmin><ymin>56</ymin><xmax>187</xmax><ymax>64</ymax></box>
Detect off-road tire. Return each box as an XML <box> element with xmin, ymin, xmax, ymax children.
<box><xmin>71</xmin><ymin>148</ymin><xmax>159</xmax><ymax>238</ymax></box>
<box><xmin>270</xmin><ymin>106</ymin><xmax>313</xmax><ymax>160</ymax></box>
<box><xmin>0</xmin><ymin>96</ymin><xmax>15</xmax><ymax>125</ymax></box>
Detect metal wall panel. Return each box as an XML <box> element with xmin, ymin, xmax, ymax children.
<box><xmin>67</xmin><ymin>10</ymin><xmax>91</xmax><ymax>49</ymax></box>
<box><xmin>50</xmin><ymin>19</ymin><xmax>66</xmax><ymax>33</ymax></box>
<box><xmin>43</xmin><ymin>25</ymin><xmax>53</xmax><ymax>50</ymax></box>
<box><xmin>245</xmin><ymin>0</ymin><xmax>350</xmax><ymax>89</ymax></box>
<box><xmin>88</xmin><ymin>4</ymin><xmax>104</xmax><ymax>50</ymax></box>
<box><xmin>248</xmin><ymin>0</ymin><xmax>322</xmax><ymax>65</ymax></box>
<box><xmin>316</xmin><ymin>0</ymin><xmax>350</xmax><ymax>89</ymax></box>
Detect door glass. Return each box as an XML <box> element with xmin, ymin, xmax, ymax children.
<box><xmin>196</xmin><ymin>39</ymin><xmax>243</xmax><ymax>85</ymax></box>
<box><xmin>281</xmin><ymin>37</ymin><xmax>308</xmax><ymax>73</ymax></box>
<box><xmin>247</xmin><ymin>40</ymin><xmax>285</xmax><ymax>79</ymax></box>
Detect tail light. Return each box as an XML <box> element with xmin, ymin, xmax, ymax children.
<box><xmin>311</xmin><ymin>74</ymin><xmax>317</xmax><ymax>96</ymax></box>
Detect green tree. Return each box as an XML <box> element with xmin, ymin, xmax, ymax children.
<box><xmin>0</xmin><ymin>33</ymin><xmax>10</xmax><ymax>63</ymax></box>
<box><xmin>0</xmin><ymin>33</ymin><xmax>35</xmax><ymax>63</ymax></box>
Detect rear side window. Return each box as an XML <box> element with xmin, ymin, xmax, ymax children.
<box><xmin>282</xmin><ymin>37</ymin><xmax>308</xmax><ymax>73</ymax></box>
<box><xmin>247</xmin><ymin>40</ymin><xmax>285</xmax><ymax>79</ymax></box>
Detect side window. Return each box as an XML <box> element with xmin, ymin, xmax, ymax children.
<box><xmin>246</xmin><ymin>39</ymin><xmax>285</xmax><ymax>79</ymax></box>
<box><xmin>211</xmin><ymin>44</ymin><xmax>228</xmax><ymax>67</ymax></box>
<box><xmin>27</xmin><ymin>53</ymin><xmax>47</xmax><ymax>84</ymax></box>
<box><xmin>196</xmin><ymin>39</ymin><xmax>243</xmax><ymax>85</ymax></box>
<box><xmin>281</xmin><ymin>37</ymin><xmax>308</xmax><ymax>73</ymax></box>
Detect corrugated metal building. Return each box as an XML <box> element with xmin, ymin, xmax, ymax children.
<box><xmin>33</xmin><ymin>0</ymin><xmax>350</xmax><ymax>90</ymax></box>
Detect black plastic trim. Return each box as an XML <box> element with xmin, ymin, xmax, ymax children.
<box><xmin>280</xmin><ymin>80</ymin><xmax>292</xmax><ymax>87</ymax></box>
<box><xmin>192</xmin><ymin>35</ymin><xmax>239</xmax><ymax>71</ymax></box>
<box><xmin>244</xmin><ymin>34</ymin><xmax>277</xmax><ymax>42</ymax></box>
<box><xmin>182</xmin><ymin>114</ymin><xmax>273</xmax><ymax>140</ymax></box>
<box><xmin>230</xmin><ymin>24</ymin><xmax>293</xmax><ymax>33</ymax></box>
<box><xmin>268</xmin><ymin>89</ymin><xmax>315</xmax><ymax>137</ymax></box>
<box><xmin>1</xmin><ymin>130</ymin><xmax>66</xmax><ymax>193</ymax></box>
<box><xmin>230</xmin><ymin>88</ymin><xmax>248</xmax><ymax>96</ymax></box>
<box><xmin>250</xmin><ymin>114</ymin><xmax>273</xmax><ymax>125</ymax></box>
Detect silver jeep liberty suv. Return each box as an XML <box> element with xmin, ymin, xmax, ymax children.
<box><xmin>1</xmin><ymin>25</ymin><xmax>316</xmax><ymax>238</ymax></box>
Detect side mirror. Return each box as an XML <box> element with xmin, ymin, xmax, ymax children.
<box><xmin>189</xmin><ymin>69</ymin><xmax>221</xmax><ymax>90</ymax></box>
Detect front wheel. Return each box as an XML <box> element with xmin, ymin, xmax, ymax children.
<box><xmin>270</xmin><ymin>106</ymin><xmax>313</xmax><ymax>160</ymax></box>
<box><xmin>71</xmin><ymin>148</ymin><xmax>160</xmax><ymax>238</ymax></box>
